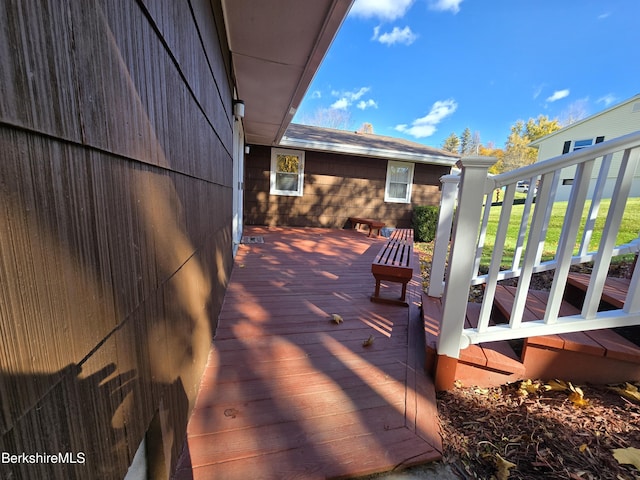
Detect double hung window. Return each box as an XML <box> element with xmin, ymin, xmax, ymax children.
<box><xmin>384</xmin><ymin>160</ymin><xmax>414</xmax><ymax>203</ymax></box>
<box><xmin>270</xmin><ymin>148</ymin><xmax>304</xmax><ymax>196</ymax></box>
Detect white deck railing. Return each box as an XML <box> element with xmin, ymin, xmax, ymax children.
<box><xmin>429</xmin><ymin>131</ymin><xmax>640</xmax><ymax>360</ymax></box>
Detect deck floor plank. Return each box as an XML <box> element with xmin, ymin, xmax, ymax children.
<box><xmin>175</xmin><ymin>227</ymin><xmax>441</xmax><ymax>479</ymax></box>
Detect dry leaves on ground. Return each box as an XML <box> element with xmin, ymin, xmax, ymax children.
<box><xmin>438</xmin><ymin>381</ymin><xmax>640</xmax><ymax>479</ymax></box>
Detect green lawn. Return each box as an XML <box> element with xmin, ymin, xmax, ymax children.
<box><xmin>479</xmin><ymin>197</ymin><xmax>640</xmax><ymax>267</ymax></box>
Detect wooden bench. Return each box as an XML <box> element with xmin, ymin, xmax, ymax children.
<box><xmin>371</xmin><ymin>229</ymin><xmax>414</xmax><ymax>306</ymax></box>
<box><xmin>348</xmin><ymin>217</ymin><xmax>385</xmax><ymax>238</ymax></box>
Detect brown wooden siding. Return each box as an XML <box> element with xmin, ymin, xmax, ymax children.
<box><xmin>0</xmin><ymin>1</ymin><xmax>233</xmax><ymax>478</ymax></box>
<box><xmin>245</xmin><ymin>145</ymin><xmax>448</xmax><ymax>228</ymax></box>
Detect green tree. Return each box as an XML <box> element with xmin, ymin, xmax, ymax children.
<box><xmin>459</xmin><ymin>127</ymin><xmax>472</xmax><ymax>156</ymax></box>
<box><xmin>442</xmin><ymin>132</ymin><xmax>460</xmax><ymax>153</ymax></box>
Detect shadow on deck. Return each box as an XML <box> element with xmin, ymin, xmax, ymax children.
<box><xmin>173</xmin><ymin>227</ymin><xmax>441</xmax><ymax>480</ymax></box>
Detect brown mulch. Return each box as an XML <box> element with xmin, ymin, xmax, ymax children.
<box><xmin>414</xmin><ymin>242</ymin><xmax>640</xmax><ymax>479</ymax></box>
<box><xmin>438</xmin><ymin>382</ymin><xmax>640</xmax><ymax>479</ymax></box>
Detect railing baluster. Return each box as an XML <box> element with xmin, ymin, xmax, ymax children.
<box><xmin>534</xmin><ymin>171</ymin><xmax>561</xmax><ymax>265</ymax></box>
<box><xmin>583</xmin><ymin>148</ymin><xmax>640</xmax><ymax>319</ymax></box>
<box><xmin>544</xmin><ymin>159</ymin><xmax>594</xmax><ymax>324</ymax></box>
<box><xmin>579</xmin><ymin>153</ymin><xmax>613</xmax><ymax>256</ymax></box>
<box><xmin>511</xmin><ymin>175</ymin><xmax>539</xmax><ymax>270</ymax></box>
<box><xmin>478</xmin><ymin>184</ymin><xmax>516</xmax><ymax>332</ymax></box>
<box><xmin>509</xmin><ymin>172</ymin><xmax>556</xmax><ymax>329</ymax></box>
<box><xmin>473</xmin><ymin>193</ymin><xmax>493</xmax><ymax>278</ymax></box>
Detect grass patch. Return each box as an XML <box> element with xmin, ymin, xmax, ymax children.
<box><xmin>480</xmin><ymin>197</ymin><xmax>640</xmax><ymax>267</ymax></box>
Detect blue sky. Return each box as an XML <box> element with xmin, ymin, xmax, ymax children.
<box><xmin>293</xmin><ymin>0</ymin><xmax>640</xmax><ymax>149</ymax></box>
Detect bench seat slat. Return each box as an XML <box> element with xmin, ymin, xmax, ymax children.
<box><xmin>371</xmin><ymin>229</ymin><xmax>414</xmax><ymax>306</ymax></box>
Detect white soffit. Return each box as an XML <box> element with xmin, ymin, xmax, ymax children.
<box><xmin>221</xmin><ymin>0</ymin><xmax>353</xmax><ymax>145</ymax></box>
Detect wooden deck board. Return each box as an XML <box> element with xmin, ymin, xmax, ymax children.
<box><xmin>175</xmin><ymin>227</ymin><xmax>441</xmax><ymax>479</ymax></box>
<box><xmin>567</xmin><ymin>272</ymin><xmax>630</xmax><ymax>309</ymax></box>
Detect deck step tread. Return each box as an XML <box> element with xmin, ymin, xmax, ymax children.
<box><xmin>423</xmin><ymin>296</ymin><xmax>524</xmax><ymax>376</ymax></box>
<box><xmin>463</xmin><ymin>303</ymin><xmax>525</xmax><ymax>375</ymax></box>
<box><xmin>567</xmin><ymin>272</ymin><xmax>630</xmax><ymax>309</ymax></box>
<box><xmin>495</xmin><ymin>285</ymin><xmax>640</xmax><ymax>363</ymax></box>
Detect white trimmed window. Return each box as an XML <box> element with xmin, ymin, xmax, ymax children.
<box><xmin>270</xmin><ymin>148</ymin><xmax>305</xmax><ymax>196</ymax></box>
<box><xmin>384</xmin><ymin>160</ymin><xmax>414</xmax><ymax>203</ymax></box>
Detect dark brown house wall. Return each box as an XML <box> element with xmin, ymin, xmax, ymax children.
<box><xmin>0</xmin><ymin>1</ymin><xmax>233</xmax><ymax>478</ymax></box>
<box><xmin>245</xmin><ymin>145</ymin><xmax>448</xmax><ymax>228</ymax></box>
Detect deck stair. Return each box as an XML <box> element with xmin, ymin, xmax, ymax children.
<box><xmin>423</xmin><ymin>296</ymin><xmax>526</xmax><ymax>387</ymax></box>
<box><xmin>424</xmin><ymin>274</ymin><xmax>640</xmax><ymax>387</ymax></box>
<box><xmin>495</xmin><ymin>284</ymin><xmax>640</xmax><ymax>384</ymax></box>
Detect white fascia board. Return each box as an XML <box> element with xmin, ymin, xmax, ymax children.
<box><xmin>279</xmin><ymin>136</ymin><xmax>458</xmax><ymax>166</ymax></box>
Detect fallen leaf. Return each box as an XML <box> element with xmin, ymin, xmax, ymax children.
<box><xmin>579</xmin><ymin>443</ymin><xmax>588</xmax><ymax>453</ymax></box>
<box><xmin>495</xmin><ymin>453</ymin><xmax>517</xmax><ymax>480</ymax></box>
<box><xmin>546</xmin><ymin>379</ymin><xmax>570</xmax><ymax>392</ymax></box>
<box><xmin>331</xmin><ymin>313</ymin><xmax>343</xmax><ymax>324</ymax></box>
<box><xmin>362</xmin><ymin>335</ymin><xmax>374</xmax><ymax>347</ymax></box>
<box><xmin>518</xmin><ymin>379</ymin><xmax>545</xmax><ymax>397</ymax></box>
<box><xmin>613</xmin><ymin>447</ymin><xmax>640</xmax><ymax>471</ymax></box>
<box><xmin>568</xmin><ymin>385</ymin><xmax>590</xmax><ymax>408</ymax></box>
<box><xmin>608</xmin><ymin>382</ymin><xmax>640</xmax><ymax>403</ymax></box>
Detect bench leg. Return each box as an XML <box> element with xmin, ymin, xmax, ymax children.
<box><xmin>371</xmin><ymin>278</ymin><xmax>409</xmax><ymax>307</ymax></box>
<box><xmin>374</xmin><ymin>279</ymin><xmax>381</xmax><ymax>298</ymax></box>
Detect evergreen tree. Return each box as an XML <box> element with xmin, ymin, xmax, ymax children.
<box><xmin>442</xmin><ymin>132</ymin><xmax>460</xmax><ymax>153</ymax></box>
<box><xmin>459</xmin><ymin>127</ymin><xmax>472</xmax><ymax>156</ymax></box>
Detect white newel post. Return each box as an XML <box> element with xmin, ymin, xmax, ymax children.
<box><xmin>428</xmin><ymin>174</ymin><xmax>460</xmax><ymax>298</ymax></box>
<box><xmin>436</xmin><ymin>156</ymin><xmax>495</xmax><ymax>361</ymax></box>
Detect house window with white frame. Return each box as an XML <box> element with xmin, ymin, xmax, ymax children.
<box><xmin>270</xmin><ymin>148</ymin><xmax>305</xmax><ymax>196</ymax></box>
<box><xmin>384</xmin><ymin>160</ymin><xmax>414</xmax><ymax>203</ymax></box>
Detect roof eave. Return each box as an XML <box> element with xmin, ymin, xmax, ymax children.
<box><xmin>279</xmin><ymin>136</ymin><xmax>459</xmax><ymax>166</ymax></box>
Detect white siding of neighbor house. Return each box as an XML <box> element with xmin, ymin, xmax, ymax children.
<box><xmin>532</xmin><ymin>95</ymin><xmax>640</xmax><ymax>201</ymax></box>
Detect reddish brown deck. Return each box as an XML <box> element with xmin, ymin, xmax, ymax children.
<box><xmin>173</xmin><ymin>227</ymin><xmax>441</xmax><ymax>479</ymax></box>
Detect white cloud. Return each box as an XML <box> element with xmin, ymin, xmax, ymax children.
<box><xmin>532</xmin><ymin>84</ymin><xmax>545</xmax><ymax>100</ymax></box>
<box><xmin>597</xmin><ymin>93</ymin><xmax>617</xmax><ymax>107</ymax></box>
<box><xmin>374</xmin><ymin>26</ymin><xmax>418</xmax><ymax>46</ymax></box>
<box><xmin>546</xmin><ymin>89</ymin><xmax>570</xmax><ymax>102</ymax></box>
<box><xmin>331</xmin><ymin>98</ymin><xmax>349</xmax><ymax>110</ymax></box>
<box><xmin>357</xmin><ymin>99</ymin><xmax>378</xmax><ymax>110</ymax></box>
<box><xmin>349</xmin><ymin>0</ymin><xmax>414</xmax><ymax>21</ymax></box>
<box><xmin>428</xmin><ymin>0</ymin><xmax>463</xmax><ymax>14</ymax></box>
<box><xmin>331</xmin><ymin>87</ymin><xmax>375</xmax><ymax>110</ymax></box>
<box><xmin>395</xmin><ymin>99</ymin><xmax>458</xmax><ymax>138</ymax></box>
<box><xmin>310</xmin><ymin>90</ymin><xmax>322</xmax><ymax>99</ymax></box>
<box><xmin>598</xmin><ymin>12</ymin><xmax>611</xmax><ymax>20</ymax></box>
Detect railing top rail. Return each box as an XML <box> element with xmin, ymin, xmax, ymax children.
<box><xmin>489</xmin><ymin>130</ymin><xmax>640</xmax><ymax>189</ymax></box>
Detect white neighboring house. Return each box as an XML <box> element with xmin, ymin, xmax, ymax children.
<box><xmin>529</xmin><ymin>94</ymin><xmax>640</xmax><ymax>201</ymax></box>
